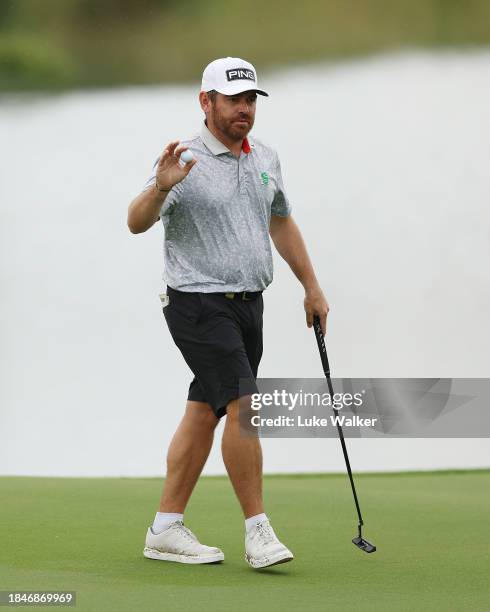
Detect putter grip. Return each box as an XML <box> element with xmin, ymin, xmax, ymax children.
<box><xmin>313</xmin><ymin>315</ymin><xmax>330</xmax><ymax>378</ymax></box>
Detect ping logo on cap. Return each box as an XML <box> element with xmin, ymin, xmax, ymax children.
<box><xmin>226</xmin><ymin>68</ymin><xmax>256</xmax><ymax>82</ymax></box>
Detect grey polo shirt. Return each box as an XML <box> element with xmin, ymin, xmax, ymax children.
<box><xmin>143</xmin><ymin>122</ymin><xmax>292</xmax><ymax>292</ymax></box>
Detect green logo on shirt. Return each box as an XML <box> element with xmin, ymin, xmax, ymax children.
<box><xmin>260</xmin><ymin>171</ymin><xmax>269</xmax><ymax>185</ymax></box>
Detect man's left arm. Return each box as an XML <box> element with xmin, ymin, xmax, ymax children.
<box><xmin>269</xmin><ymin>214</ymin><xmax>330</xmax><ymax>335</ymax></box>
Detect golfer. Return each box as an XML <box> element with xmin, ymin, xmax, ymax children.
<box><xmin>127</xmin><ymin>57</ymin><xmax>329</xmax><ymax>569</ymax></box>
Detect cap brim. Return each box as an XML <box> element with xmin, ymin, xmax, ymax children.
<box><xmin>214</xmin><ymin>84</ymin><xmax>269</xmax><ymax>97</ymax></box>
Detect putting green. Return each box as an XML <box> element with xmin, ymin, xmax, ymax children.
<box><xmin>1</xmin><ymin>470</ymin><xmax>488</xmax><ymax>611</ymax></box>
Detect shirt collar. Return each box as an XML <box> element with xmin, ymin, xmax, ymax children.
<box><xmin>200</xmin><ymin>121</ymin><xmax>252</xmax><ymax>156</ymax></box>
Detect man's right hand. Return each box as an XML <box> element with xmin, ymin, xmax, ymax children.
<box><xmin>127</xmin><ymin>140</ymin><xmax>196</xmax><ymax>234</ymax></box>
<box><xmin>155</xmin><ymin>140</ymin><xmax>197</xmax><ymax>191</ymax></box>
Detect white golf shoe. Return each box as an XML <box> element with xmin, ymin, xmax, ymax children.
<box><xmin>245</xmin><ymin>520</ymin><xmax>294</xmax><ymax>569</ymax></box>
<box><xmin>143</xmin><ymin>520</ymin><xmax>224</xmax><ymax>564</ymax></box>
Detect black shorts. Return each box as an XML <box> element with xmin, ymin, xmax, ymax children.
<box><xmin>163</xmin><ymin>286</ymin><xmax>263</xmax><ymax>419</ymax></box>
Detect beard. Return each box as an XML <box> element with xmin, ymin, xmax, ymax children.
<box><xmin>210</xmin><ymin>104</ymin><xmax>254</xmax><ymax>142</ymax></box>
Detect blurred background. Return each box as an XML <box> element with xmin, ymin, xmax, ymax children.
<box><xmin>1</xmin><ymin>0</ymin><xmax>489</xmax><ymax>476</ymax></box>
<box><xmin>1</xmin><ymin>0</ymin><xmax>490</xmax><ymax>91</ymax></box>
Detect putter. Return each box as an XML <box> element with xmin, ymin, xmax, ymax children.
<box><xmin>313</xmin><ymin>315</ymin><xmax>376</xmax><ymax>554</ymax></box>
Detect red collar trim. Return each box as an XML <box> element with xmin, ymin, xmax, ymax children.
<box><xmin>242</xmin><ymin>138</ymin><xmax>251</xmax><ymax>154</ymax></box>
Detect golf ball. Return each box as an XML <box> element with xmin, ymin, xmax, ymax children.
<box><xmin>180</xmin><ymin>149</ymin><xmax>194</xmax><ymax>164</ymax></box>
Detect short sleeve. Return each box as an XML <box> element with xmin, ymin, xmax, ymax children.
<box><xmin>141</xmin><ymin>156</ymin><xmax>182</xmax><ymax>218</ymax></box>
<box><xmin>271</xmin><ymin>152</ymin><xmax>292</xmax><ymax>217</ymax></box>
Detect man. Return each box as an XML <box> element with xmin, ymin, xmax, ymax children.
<box><xmin>127</xmin><ymin>57</ymin><xmax>329</xmax><ymax>569</ymax></box>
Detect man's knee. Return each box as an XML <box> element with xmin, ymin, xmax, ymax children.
<box><xmin>226</xmin><ymin>396</ymin><xmax>251</xmax><ymax>418</ymax></box>
<box><xmin>185</xmin><ymin>401</ymin><xmax>219</xmax><ymax>428</ymax></box>
<box><xmin>226</xmin><ymin>398</ymin><xmax>239</xmax><ymax>418</ymax></box>
<box><xmin>226</xmin><ymin>396</ymin><xmax>257</xmax><ymax>433</ymax></box>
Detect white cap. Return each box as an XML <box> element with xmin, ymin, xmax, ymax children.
<box><xmin>201</xmin><ymin>57</ymin><xmax>268</xmax><ymax>97</ymax></box>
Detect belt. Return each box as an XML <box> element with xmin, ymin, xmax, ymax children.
<box><xmin>167</xmin><ymin>286</ymin><xmax>262</xmax><ymax>301</ymax></box>
<box><xmin>223</xmin><ymin>291</ymin><xmax>262</xmax><ymax>301</ymax></box>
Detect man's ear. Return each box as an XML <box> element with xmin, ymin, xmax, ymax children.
<box><xmin>199</xmin><ymin>91</ymin><xmax>211</xmax><ymax>113</ymax></box>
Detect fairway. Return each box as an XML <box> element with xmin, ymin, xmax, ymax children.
<box><xmin>1</xmin><ymin>471</ymin><xmax>488</xmax><ymax>611</ymax></box>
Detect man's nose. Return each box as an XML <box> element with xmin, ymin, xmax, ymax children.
<box><xmin>238</xmin><ymin>99</ymin><xmax>252</xmax><ymax>113</ymax></box>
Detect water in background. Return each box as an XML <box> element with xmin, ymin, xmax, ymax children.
<box><xmin>1</xmin><ymin>50</ymin><xmax>489</xmax><ymax>476</ymax></box>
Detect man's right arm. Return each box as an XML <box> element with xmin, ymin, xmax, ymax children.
<box><xmin>127</xmin><ymin>140</ymin><xmax>197</xmax><ymax>234</ymax></box>
<box><xmin>127</xmin><ymin>185</ymin><xmax>168</xmax><ymax>234</ymax></box>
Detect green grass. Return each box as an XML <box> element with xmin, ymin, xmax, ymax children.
<box><xmin>1</xmin><ymin>0</ymin><xmax>490</xmax><ymax>92</ymax></box>
<box><xmin>1</xmin><ymin>470</ymin><xmax>489</xmax><ymax>611</ymax></box>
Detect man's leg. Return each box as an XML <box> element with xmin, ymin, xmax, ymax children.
<box><xmin>221</xmin><ymin>398</ymin><xmax>264</xmax><ymax>518</ymax></box>
<box><xmin>158</xmin><ymin>400</ymin><xmax>219</xmax><ymax>513</ymax></box>
<box><xmin>144</xmin><ymin>399</ymin><xmax>224</xmax><ymax>565</ymax></box>
<box><xmin>221</xmin><ymin>397</ymin><xmax>294</xmax><ymax>569</ymax></box>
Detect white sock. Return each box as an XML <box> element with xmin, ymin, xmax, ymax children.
<box><xmin>245</xmin><ymin>513</ymin><xmax>268</xmax><ymax>533</ymax></box>
<box><xmin>152</xmin><ymin>512</ymin><xmax>184</xmax><ymax>534</ymax></box>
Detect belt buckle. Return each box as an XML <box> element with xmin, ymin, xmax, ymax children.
<box><xmin>225</xmin><ymin>292</ymin><xmax>235</xmax><ymax>300</ymax></box>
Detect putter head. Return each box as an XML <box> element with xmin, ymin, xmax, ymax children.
<box><xmin>352</xmin><ymin>536</ymin><xmax>376</xmax><ymax>553</ymax></box>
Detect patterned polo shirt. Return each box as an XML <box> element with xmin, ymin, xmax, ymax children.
<box><xmin>143</xmin><ymin>122</ymin><xmax>292</xmax><ymax>292</ymax></box>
